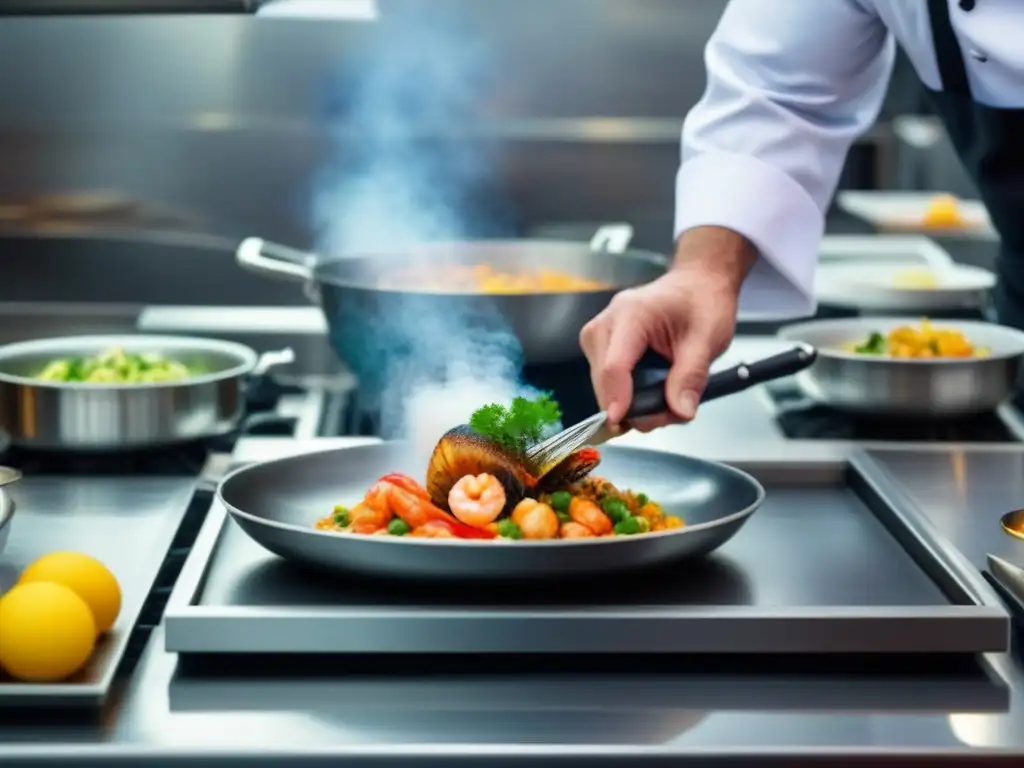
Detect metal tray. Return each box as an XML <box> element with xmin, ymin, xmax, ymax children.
<box><xmin>163</xmin><ymin>450</ymin><xmax>1010</xmax><ymax>656</ymax></box>
<box><xmin>0</xmin><ymin>476</ymin><xmax>198</xmax><ymax>708</ymax></box>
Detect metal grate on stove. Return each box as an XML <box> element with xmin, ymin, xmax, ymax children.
<box><xmin>770</xmin><ymin>385</ymin><xmax>1020</xmax><ymax>443</ymax></box>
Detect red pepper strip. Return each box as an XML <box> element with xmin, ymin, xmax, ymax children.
<box><xmin>420</xmin><ymin>518</ymin><xmax>496</xmax><ymax>540</ymax></box>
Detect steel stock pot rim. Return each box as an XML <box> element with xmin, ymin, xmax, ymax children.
<box><xmin>0</xmin><ymin>334</ymin><xmax>260</xmax><ymax>391</ymax></box>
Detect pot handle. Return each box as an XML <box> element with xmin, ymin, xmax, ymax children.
<box><xmin>589</xmin><ymin>224</ymin><xmax>634</xmax><ymax>254</ymax></box>
<box><xmin>252</xmin><ymin>347</ymin><xmax>296</xmax><ymax>377</ymax></box>
<box><xmin>0</xmin><ymin>466</ymin><xmax>21</xmax><ymax>489</ymax></box>
<box><xmin>236</xmin><ymin>237</ymin><xmax>315</xmax><ymax>283</ymax></box>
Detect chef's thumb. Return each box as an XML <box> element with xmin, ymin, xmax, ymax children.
<box><xmin>666</xmin><ymin>336</ymin><xmax>715</xmax><ymax>421</ymax></box>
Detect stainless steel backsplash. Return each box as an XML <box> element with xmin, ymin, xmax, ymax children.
<box><xmin>0</xmin><ymin>0</ymin><xmax>925</xmax><ymax>304</ymax></box>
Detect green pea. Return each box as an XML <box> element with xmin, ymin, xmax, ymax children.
<box><xmin>496</xmin><ymin>519</ymin><xmax>524</xmax><ymax>540</ymax></box>
<box><xmin>555</xmin><ymin>510</ymin><xmax>571</xmax><ymax>524</ymax></box>
<box><xmin>549</xmin><ymin>491</ymin><xmax>572</xmax><ymax>513</ymax></box>
<box><xmin>636</xmin><ymin>493</ymin><xmax>649</xmax><ymax>506</ymax></box>
<box><xmin>614</xmin><ymin>516</ymin><xmax>651</xmax><ymax>536</ymax></box>
<box><xmin>601</xmin><ymin>497</ymin><xmax>631</xmax><ymax>524</ymax></box>
<box><xmin>332</xmin><ymin>506</ymin><xmax>350</xmax><ymax>526</ymax></box>
<box><xmin>387</xmin><ymin>518</ymin><xmax>411</xmax><ymax>536</ymax></box>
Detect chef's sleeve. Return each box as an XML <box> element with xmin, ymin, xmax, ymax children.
<box><xmin>676</xmin><ymin>0</ymin><xmax>895</xmax><ymax>318</ymax></box>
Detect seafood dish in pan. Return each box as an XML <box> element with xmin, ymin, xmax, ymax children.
<box><xmin>315</xmin><ymin>395</ymin><xmax>683</xmax><ymax>541</ymax></box>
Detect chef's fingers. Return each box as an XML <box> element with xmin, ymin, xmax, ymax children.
<box><xmin>664</xmin><ymin>324</ymin><xmax>717</xmax><ymax>421</ymax></box>
<box><xmin>628</xmin><ymin>411</ymin><xmax>676</xmax><ymax>433</ymax></box>
<box><xmin>591</xmin><ymin>316</ymin><xmax>648</xmax><ymax>426</ymax></box>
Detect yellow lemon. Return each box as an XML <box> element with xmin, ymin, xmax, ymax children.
<box><xmin>19</xmin><ymin>551</ymin><xmax>122</xmax><ymax>635</ymax></box>
<box><xmin>0</xmin><ymin>582</ymin><xmax>97</xmax><ymax>682</ymax></box>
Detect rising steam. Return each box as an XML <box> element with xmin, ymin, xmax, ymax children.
<box><xmin>312</xmin><ymin>11</ymin><xmax>547</xmax><ymax>446</ymax></box>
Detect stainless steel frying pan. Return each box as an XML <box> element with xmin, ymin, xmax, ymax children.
<box><xmin>777</xmin><ymin>317</ymin><xmax>1024</xmax><ymax>417</ymax></box>
<box><xmin>217</xmin><ymin>443</ymin><xmax>766</xmax><ymax>580</ymax></box>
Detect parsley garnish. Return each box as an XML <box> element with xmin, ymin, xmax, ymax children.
<box><xmin>468</xmin><ymin>393</ymin><xmax>562</xmax><ymax>455</ymax></box>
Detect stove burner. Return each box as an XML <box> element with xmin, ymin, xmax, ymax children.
<box><xmin>770</xmin><ymin>386</ymin><xmax>1019</xmax><ymax>443</ymax></box>
<box><xmin>0</xmin><ymin>441</ymin><xmax>214</xmax><ymax>476</ymax></box>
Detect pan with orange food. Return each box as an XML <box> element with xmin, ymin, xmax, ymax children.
<box><xmin>215</xmin><ymin>348</ymin><xmax>821</xmax><ymax>580</ymax></box>
<box><xmin>778</xmin><ymin>317</ymin><xmax>1024</xmax><ymax>417</ymax></box>
<box><xmin>233</xmin><ymin>225</ymin><xmax>667</xmax><ymax>374</ymax></box>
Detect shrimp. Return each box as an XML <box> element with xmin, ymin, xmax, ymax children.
<box><xmin>559</xmin><ymin>521</ymin><xmax>594</xmax><ymax>539</ymax></box>
<box><xmin>511</xmin><ymin>499</ymin><xmax>559</xmax><ymax>540</ymax></box>
<box><xmin>348</xmin><ymin>489</ymin><xmax>392</xmax><ymax>534</ymax></box>
<box><xmin>409</xmin><ymin>521</ymin><xmax>457</xmax><ymax>538</ymax></box>
<box><xmin>382</xmin><ymin>482</ymin><xmax>454</xmax><ymax>529</ymax></box>
<box><xmin>448</xmin><ymin>473</ymin><xmax>507</xmax><ymax>528</ymax></box>
<box><xmin>378</xmin><ymin>473</ymin><xmax>431</xmax><ymax>501</ymax></box>
<box><xmin>569</xmin><ymin>496</ymin><xmax>612</xmax><ymax>536</ymax></box>
<box><xmin>511</xmin><ymin>498</ymin><xmax>539</xmax><ymax>525</ymax></box>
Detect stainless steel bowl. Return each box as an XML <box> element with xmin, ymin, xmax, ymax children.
<box><xmin>777</xmin><ymin>318</ymin><xmax>1024</xmax><ymax>417</ymax></box>
<box><xmin>0</xmin><ymin>334</ymin><xmax>293</xmax><ymax>451</ymax></box>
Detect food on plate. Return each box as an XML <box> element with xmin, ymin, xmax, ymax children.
<box><xmin>0</xmin><ymin>582</ymin><xmax>96</xmax><ymax>682</ymax></box>
<box><xmin>921</xmin><ymin>194</ymin><xmax>964</xmax><ymax>228</ymax></box>
<box><xmin>19</xmin><ymin>551</ymin><xmax>122</xmax><ymax>635</ymax></box>
<box><xmin>315</xmin><ymin>394</ymin><xmax>683</xmax><ymax>541</ymax></box>
<box><xmin>377</xmin><ymin>264</ymin><xmax>610</xmax><ymax>294</ymax></box>
<box><xmin>845</xmin><ymin>319</ymin><xmax>989</xmax><ymax>358</ymax></box>
<box><xmin>36</xmin><ymin>345</ymin><xmax>202</xmax><ymax>384</ymax></box>
<box><xmin>890</xmin><ymin>267</ymin><xmax>942</xmax><ymax>289</ymax></box>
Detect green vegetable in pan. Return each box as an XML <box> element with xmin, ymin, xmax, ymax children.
<box><xmin>36</xmin><ymin>346</ymin><xmax>202</xmax><ymax>384</ymax></box>
<box><xmin>852</xmin><ymin>332</ymin><xmax>887</xmax><ymax>355</ymax></box>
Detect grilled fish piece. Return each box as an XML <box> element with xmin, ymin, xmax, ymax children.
<box><xmin>536</xmin><ymin>447</ymin><xmax>601</xmax><ymax>494</ymax></box>
<box><xmin>425</xmin><ymin>426</ymin><xmax>537</xmax><ymax>514</ymax></box>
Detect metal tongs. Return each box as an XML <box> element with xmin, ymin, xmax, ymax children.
<box><xmin>525</xmin><ymin>344</ymin><xmax>818</xmax><ymax>473</ymax></box>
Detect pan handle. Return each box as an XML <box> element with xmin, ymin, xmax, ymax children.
<box><xmin>589</xmin><ymin>224</ymin><xmax>634</xmax><ymax>254</ymax></box>
<box><xmin>251</xmin><ymin>347</ymin><xmax>296</xmax><ymax>377</ymax></box>
<box><xmin>627</xmin><ymin>344</ymin><xmax>818</xmax><ymax>419</ymax></box>
<box><xmin>0</xmin><ymin>466</ymin><xmax>21</xmax><ymax>489</ymax></box>
<box><xmin>236</xmin><ymin>237</ymin><xmax>315</xmax><ymax>283</ymax></box>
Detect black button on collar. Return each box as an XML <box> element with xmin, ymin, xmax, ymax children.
<box><xmin>960</xmin><ymin>0</ymin><xmax>976</xmax><ymax>10</ymax></box>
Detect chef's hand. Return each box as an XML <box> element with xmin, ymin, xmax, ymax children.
<box><xmin>580</xmin><ymin>226</ymin><xmax>757</xmax><ymax>430</ymax></box>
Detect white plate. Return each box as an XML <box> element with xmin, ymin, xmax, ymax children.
<box><xmin>838</xmin><ymin>191</ymin><xmax>995</xmax><ymax>234</ymax></box>
<box><xmin>815</xmin><ymin>262</ymin><xmax>996</xmax><ymax>311</ymax></box>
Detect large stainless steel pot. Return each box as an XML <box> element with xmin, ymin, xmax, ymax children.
<box><xmin>777</xmin><ymin>318</ymin><xmax>1024</xmax><ymax>417</ymax></box>
<box><xmin>0</xmin><ymin>335</ymin><xmax>293</xmax><ymax>451</ymax></box>
<box><xmin>234</xmin><ymin>225</ymin><xmax>668</xmax><ymax>380</ymax></box>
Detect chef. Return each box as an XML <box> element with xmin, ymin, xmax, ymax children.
<box><xmin>582</xmin><ymin>0</ymin><xmax>1023</xmax><ymax>429</ymax></box>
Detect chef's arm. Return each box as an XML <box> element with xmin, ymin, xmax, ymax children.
<box><xmin>676</xmin><ymin>0</ymin><xmax>895</xmax><ymax>318</ymax></box>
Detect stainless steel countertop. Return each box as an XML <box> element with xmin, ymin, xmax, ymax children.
<box><xmin>0</xmin><ymin>475</ymin><xmax>198</xmax><ymax>705</ymax></box>
<box><xmin>4</xmin><ymin>437</ymin><xmax>1024</xmax><ymax>764</ymax></box>
<box><xmin>6</xmin><ymin>335</ymin><xmax>1024</xmax><ymax>764</ymax></box>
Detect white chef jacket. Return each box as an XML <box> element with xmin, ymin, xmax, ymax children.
<box><xmin>679</xmin><ymin>0</ymin><xmax>1024</xmax><ymax>319</ymax></box>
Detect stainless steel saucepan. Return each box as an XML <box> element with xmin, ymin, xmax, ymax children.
<box><xmin>777</xmin><ymin>317</ymin><xmax>1024</xmax><ymax>417</ymax></box>
<box><xmin>0</xmin><ymin>335</ymin><xmax>294</xmax><ymax>451</ymax></box>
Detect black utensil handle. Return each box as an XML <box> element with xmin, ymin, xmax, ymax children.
<box><xmin>626</xmin><ymin>344</ymin><xmax>817</xmax><ymax>419</ymax></box>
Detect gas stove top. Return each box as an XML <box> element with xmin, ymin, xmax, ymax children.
<box><xmin>768</xmin><ymin>383</ymin><xmax>1024</xmax><ymax>443</ymax></box>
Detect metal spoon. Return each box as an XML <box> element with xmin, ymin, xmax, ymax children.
<box><xmin>0</xmin><ymin>466</ymin><xmax>22</xmax><ymax>488</ymax></box>
<box><xmin>1000</xmin><ymin>510</ymin><xmax>1024</xmax><ymax>541</ymax></box>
